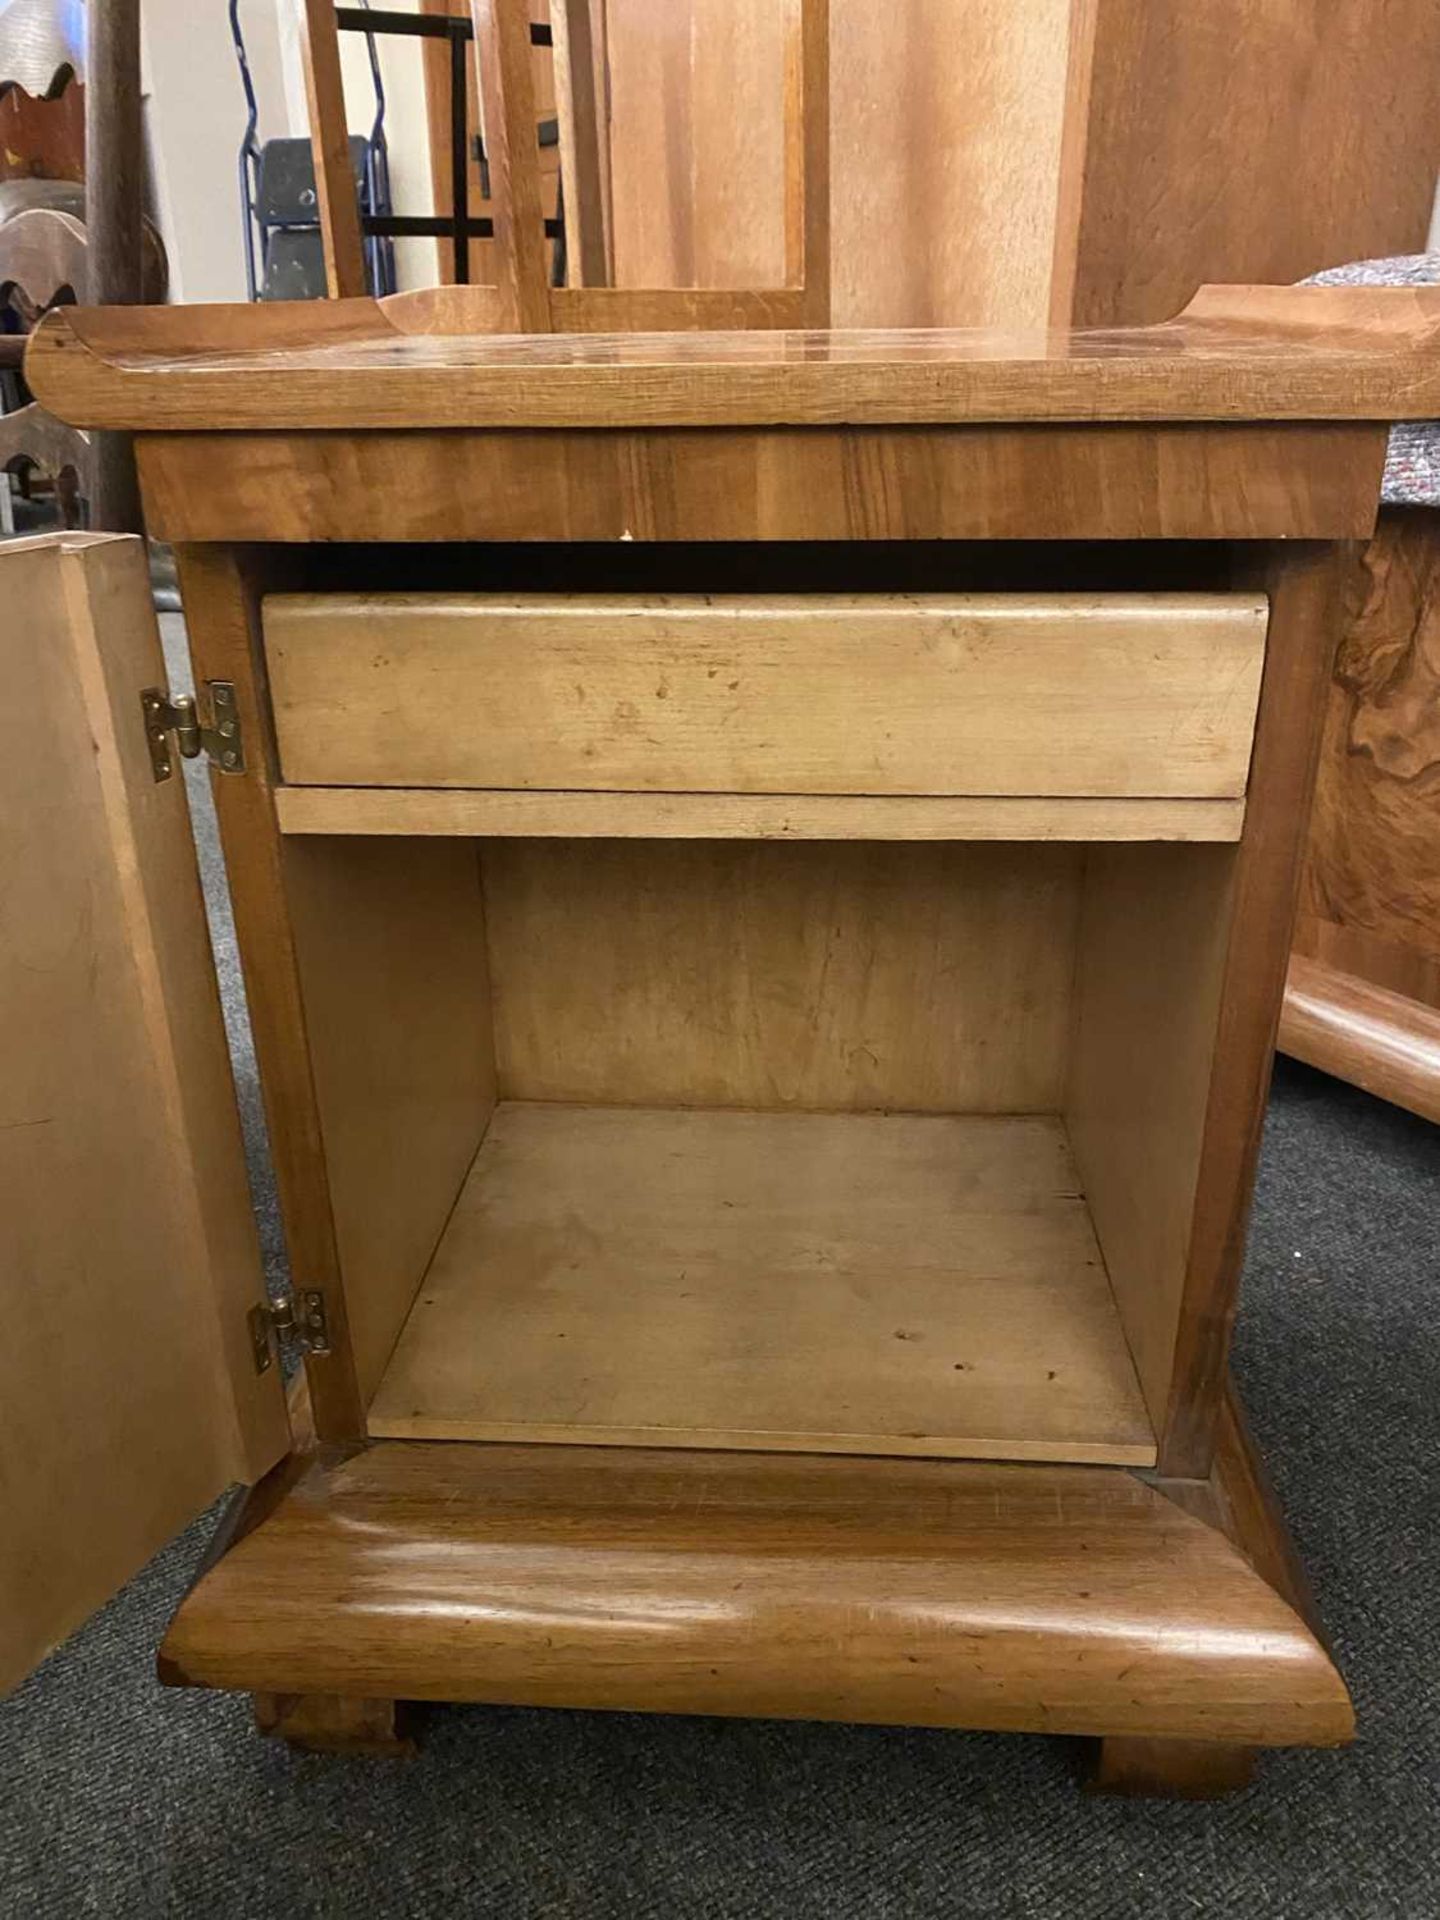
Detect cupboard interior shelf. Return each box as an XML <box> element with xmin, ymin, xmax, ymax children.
<box><xmin>274</xmin><ymin>787</ymin><xmax>1247</xmax><ymax>842</ymax></box>
<box><xmin>289</xmin><ymin>833</ymin><xmax>1230</xmax><ymax>1479</ymax></box>
<box><xmin>365</xmin><ymin>1103</ymin><xmax>1157</xmax><ymax>1466</ymax></box>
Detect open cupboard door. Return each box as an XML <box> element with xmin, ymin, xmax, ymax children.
<box><xmin>0</xmin><ymin>534</ymin><xmax>290</xmax><ymax>1696</ymax></box>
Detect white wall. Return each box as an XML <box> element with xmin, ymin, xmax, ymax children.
<box><xmin>143</xmin><ymin>0</ymin><xmax>438</xmax><ymax>302</ymax></box>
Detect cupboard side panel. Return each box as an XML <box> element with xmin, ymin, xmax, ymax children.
<box><xmin>1159</xmin><ymin>545</ymin><xmax>1356</xmax><ymax>1475</ymax></box>
<box><xmin>1066</xmin><ymin>843</ymin><xmax>1235</xmax><ymax>1428</ymax></box>
<box><xmin>284</xmin><ymin>837</ymin><xmax>497</xmax><ymax>1405</ymax></box>
<box><xmin>485</xmin><ymin>839</ymin><xmax>1080</xmax><ymax>1112</ymax></box>
<box><xmin>173</xmin><ymin>545</ymin><xmax>366</xmax><ymax>1440</ymax></box>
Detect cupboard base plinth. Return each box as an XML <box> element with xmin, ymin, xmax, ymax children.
<box><xmin>160</xmin><ymin>1396</ymin><xmax>1351</xmax><ymax>1789</ymax></box>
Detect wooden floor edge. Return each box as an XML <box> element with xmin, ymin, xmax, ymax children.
<box><xmin>1279</xmin><ymin>953</ymin><xmax>1440</xmax><ymax>1124</ymax></box>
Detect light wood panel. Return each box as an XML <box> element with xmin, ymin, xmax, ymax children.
<box><xmin>603</xmin><ymin>0</ymin><xmax>1083</xmax><ymax>328</ymax></box>
<box><xmin>483</xmin><ymin>839</ymin><xmax>1081</xmax><ymax>1110</ymax></box>
<box><xmin>1071</xmin><ymin>0</ymin><xmax>1440</xmax><ymax>327</ymax></box>
<box><xmin>601</xmin><ymin>0</ymin><xmax>826</xmax><ymax>318</ymax></box>
<box><xmin>366</xmin><ymin>1103</ymin><xmax>1155</xmax><ymax>1463</ymax></box>
<box><xmin>158</xmin><ymin>1417</ymin><xmax>1352</xmax><ymax>1749</ymax></box>
<box><xmin>133</xmin><ymin>423</ymin><xmax>1388</xmax><ymax>548</ymax></box>
<box><xmin>274</xmin><ymin>787</ymin><xmax>1247</xmax><ymax>842</ymax></box>
<box><xmin>264</xmin><ymin>592</ymin><xmax>1268</xmax><ymax>799</ymax></box>
<box><xmin>284</xmin><ymin>838</ymin><xmax>497</xmax><ymax>1401</ymax></box>
<box><xmin>1066</xmin><ymin>844</ymin><xmax>1235</xmax><ymax>1427</ymax></box>
<box><xmin>0</xmin><ymin>535</ymin><xmax>287</xmax><ymax>1695</ymax></box>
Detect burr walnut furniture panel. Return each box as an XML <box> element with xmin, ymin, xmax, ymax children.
<box><xmin>1281</xmin><ymin>508</ymin><xmax>1440</xmax><ymax>1124</ymax></box>
<box><xmin>263</xmin><ymin>592</ymin><xmax>1267</xmax><ymax>799</ymax></box>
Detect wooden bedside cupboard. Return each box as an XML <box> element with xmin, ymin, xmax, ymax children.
<box><xmin>7</xmin><ymin>282</ymin><xmax>1435</xmax><ymax>1794</ymax></box>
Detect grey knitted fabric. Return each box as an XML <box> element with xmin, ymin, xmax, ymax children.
<box><xmin>1305</xmin><ymin>252</ymin><xmax>1440</xmax><ymax>504</ymax></box>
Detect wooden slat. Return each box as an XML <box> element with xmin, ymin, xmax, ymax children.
<box><xmin>482</xmin><ymin>840</ymin><xmax>1080</xmax><ymax>1112</ymax></box>
<box><xmin>263</xmin><ymin>592</ymin><xmax>1268</xmax><ymax>798</ymax></box>
<box><xmin>366</xmin><ymin>1104</ymin><xmax>1156</xmax><ymax>1464</ymax></box>
<box><xmin>301</xmin><ymin>0</ymin><xmax>367</xmax><ymax>299</ymax></box>
<box><xmin>274</xmin><ymin>786</ymin><xmax>1246</xmax><ymax>841</ymax></box>
<box><xmin>470</xmin><ymin>0</ymin><xmax>552</xmax><ymax>327</ymax></box>
<box><xmin>783</xmin><ymin>0</ymin><xmax>829</xmax><ymax>321</ymax></box>
<box><xmin>551</xmin><ymin>0</ymin><xmax>612</xmax><ymax>284</ymax></box>
<box><xmin>158</xmin><ymin>1434</ymin><xmax>1353</xmax><ymax>1747</ymax></box>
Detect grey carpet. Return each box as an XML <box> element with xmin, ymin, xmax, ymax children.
<box><xmin>2</xmin><ymin>619</ymin><xmax>1437</xmax><ymax>1919</ymax></box>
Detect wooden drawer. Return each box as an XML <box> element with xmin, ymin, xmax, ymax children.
<box><xmin>264</xmin><ymin>592</ymin><xmax>1268</xmax><ymax>798</ymax></box>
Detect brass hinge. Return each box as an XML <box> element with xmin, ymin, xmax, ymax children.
<box><xmin>141</xmin><ymin>681</ymin><xmax>245</xmax><ymax>781</ymax></box>
<box><xmin>248</xmin><ymin>1289</ymin><xmax>332</xmax><ymax>1375</ymax></box>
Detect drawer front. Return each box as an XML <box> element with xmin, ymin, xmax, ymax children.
<box><xmin>264</xmin><ymin>593</ymin><xmax>1268</xmax><ymax>798</ymax></box>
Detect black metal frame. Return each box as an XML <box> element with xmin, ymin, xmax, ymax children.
<box><xmin>333</xmin><ymin>8</ymin><xmax>558</xmax><ymax>285</ymax></box>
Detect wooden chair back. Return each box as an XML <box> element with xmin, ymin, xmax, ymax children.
<box><xmin>302</xmin><ymin>0</ymin><xmax>829</xmax><ymax>330</ymax></box>
<box><xmin>473</xmin><ymin>0</ymin><xmax>829</xmax><ymax>331</ymax></box>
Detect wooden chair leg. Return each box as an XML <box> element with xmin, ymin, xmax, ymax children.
<box><xmin>252</xmin><ymin>1690</ymin><xmax>417</xmax><ymax>1757</ymax></box>
<box><xmin>1089</xmin><ymin>1736</ymin><xmax>1257</xmax><ymax>1798</ymax></box>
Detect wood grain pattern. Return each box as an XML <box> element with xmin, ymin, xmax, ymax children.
<box><xmin>551</xmin><ymin>0</ymin><xmax>612</xmax><ymax>284</ymax></box>
<box><xmin>172</xmin><ymin>547</ymin><xmax>366</xmax><ymax>1442</ymax></box>
<box><xmin>284</xmin><ymin>838</ymin><xmax>497</xmax><ymax>1402</ymax></box>
<box><xmin>26</xmin><ymin>286</ymin><xmax>1440</xmax><ymax>431</ymax></box>
<box><xmin>1279</xmin><ymin>955</ymin><xmax>1440</xmax><ymax>1127</ymax></box>
<box><xmin>0</xmin><ymin>535</ymin><xmax>287</xmax><ymax>1696</ymax></box>
<box><xmin>483</xmin><ymin>839</ymin><xmax>1080</xmax><ymax>1111</ymax></box>
<box><xmin>1159</xmin><ymin>546</ymin><xmax>1353</xmax><ymax>1477</ymax></box>
<box><xmin>273</xmin><ymin>787</ymin><xmax>1247</xmax><ymax>842</ymax></box>
<box><xmin>783</xmin><ymin>0</ymin><xmax>829</xmax><ymax>323</ymax></box>
<box><xmin>263</xmin><ymin>592</ymin><xmax>1267</xmax><ymax>799</ymax></box>
<box><xmin>605</xmin><ymin>0</ymin><xmax>1076</xmax><ymax>328</ymax></box>
<box><xmin>1072</xmin><ymin>0</ymin><xmax>1440</xmax><ymax>327</ymax></box>
<box><xmin>366</xmin><ymin>1103</ymin><xmax>1155</xmax><ymax>1463</ymax></box>
<box><xmin>1067</xmin><ymin>845</ymin><xmax>1235</xmax><ymax>1427</ymax></box>
<box><xmin>131</xmin><ymin>424</ymin><xmax>1387</xmax><ymax>548</ymax></box>
<box><xmin>601</xmin><ymin>0</ymin><xmax>826</xmax><ymax>314</ymax></box>
<box><xmin>157</xmin><ymin>1434</ymin><xmax>1353</xmax><ymax>1748</ymax></box>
